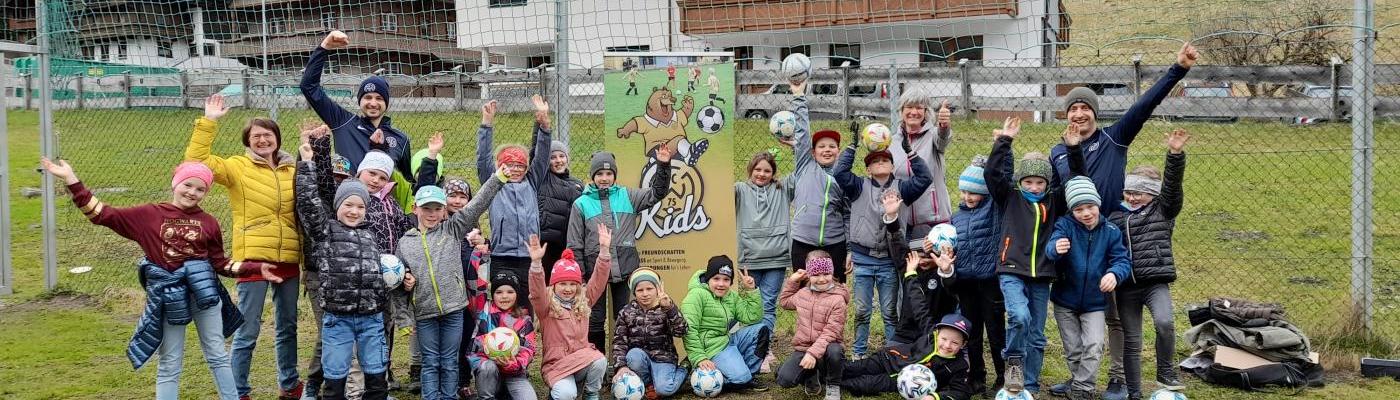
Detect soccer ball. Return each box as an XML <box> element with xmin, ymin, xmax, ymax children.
<box><xmin>995</xmin><ymin>388</ymin><xmax>1036</xmax><ymax>400</ymax></box>
<box><xmin>862</xmin><ymin>122</ymin><xmax>893</xmax><ymax>152</ymax></box>
<box><xmin>1150</xmin><ymin>389</ymin><xmax>1187</xmax><ymax>400</ymax></box>
<box><xmin>698</xmin><ymin>105</ymin><xmax>725</xmax><ymax>134</ymax></box>
<box><xmin>926</xmin><ymin>223</ymin><xmax>958</xmax><ymax>255</ymax></box>
<box><xmin>896</xmin><ymin>364</ymin><xmax>937</xmax><ymax>399</ymax></box>
<box><xmin>379</xmin><ymin>254</ymin><xmax>405</xmax><ymax>289</ymax></box>
<box><xmin>769</xmin><ymin>110</ymin><xmax>798</xmax><ymax>141</ymax></box>
<box><xmin>690</xmin><ymin>368</ymin><xmax>725</xmax><ymax>397</ymax></box>
<box><xmin>782</xmin><ymin>53</ymin><xmax>812</xmax><ymax>84</ymax></box>
<box><xmin>481</xmin><ymin>327</ymin><xmax>521</xmax><ymax>360</ymax></box>
<box><xmin>613</xmin><ymin>373</ymin><xmax>646</xmax><ymax>400</ymax></box>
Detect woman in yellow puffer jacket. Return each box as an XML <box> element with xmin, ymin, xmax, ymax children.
<box><xmin>185</xmin><ymin>94</ymin><xmax>306</xmax><ymax>399</ymax></box>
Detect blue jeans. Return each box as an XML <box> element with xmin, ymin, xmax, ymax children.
<box><xmin>322</xmin><ymin>312</ymin><xmax>388</xmax><ymax>380</ymax></box>
<box><xmin>624</xmin><ymin>348</ymin><xmax>689</xmax><ymax>396</ymax></box>
<box><xmin>708</xmin><ymin>324</ymin><xmax>769</xmax><ymax>386</ymax></box>
<box><xmin>751</xmin><ymin>268</ymin><xmax>786</xmax><ymax>333</ymax></box>
<box><xmin>232</xmin><ymin>278</ymin><xmax>301</xmax><ymax>395</ymax></box>
<box><xmin>155</xmin><ymin>295</ymin><xmax>238</xmax><ymax>400</ymax></box>
<box><xmin>417</xmin><ymin>310</ymin><xmax>465</xmax><ymax>400</ymax></box>
<box><xmin>851</xmin><ymin>259</ymin><xmax>898</xmax><ymax>357</ymax></box>
<box><xmin>1000</xmin><ymin>274</ymin><xmax>1051</xmax><ymax>393</ymax></box>
<box><xmin>549</xmin><ymin>357</ymin><xmax>606</xmax><ymax>400</ymax></box>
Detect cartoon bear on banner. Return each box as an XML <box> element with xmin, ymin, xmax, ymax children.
<box><xmin>617</xmin><ymin>86</ymin><xmax>711</xmax><ymax>235</ymax></box>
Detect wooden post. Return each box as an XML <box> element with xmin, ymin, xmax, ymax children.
<box><xmin>959</xmin><ymin>59</ymin><xmax>973</xmax><ymax>120</ymax></box>
<box><xmin>1331</xmin><ymin>57</ymin><xmax>1344</xmax><ymax>121</ymax></box>
<box><xmin>123</xmin><ymin>71</ymin><xmax>133</xmax><ymax>109</ymax></box>
<box><xmin>74</xmin><ymin>74</ymin><xmax>84</xmax><ymax>110</ymax></box>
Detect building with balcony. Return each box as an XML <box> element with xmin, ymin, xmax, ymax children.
<box><xmin>455</xmin><ymin>0</ymin><xmax>704</xmax><ymax>70</ymax></box>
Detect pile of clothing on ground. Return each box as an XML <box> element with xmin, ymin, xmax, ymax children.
<box><xmin>1179</xmin><ymin>297</ymin><xmax>1325</xmax><ymax>391</ymax></box>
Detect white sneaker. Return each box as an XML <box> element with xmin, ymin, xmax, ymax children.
<box><xmin>824</xmin><ymin>385</ymin><xmax>841</xmax><ymax>400</ymax></box>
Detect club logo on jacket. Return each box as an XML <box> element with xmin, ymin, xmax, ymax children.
<box><xmin>386</xmin><ymin>137</ymin><xmax>399</xmax><ymax>149</ymax></box>
<box><xmin>927</xmin><ymin>279</ymin><xmax>938</xmax><ymax>290</ymax></box>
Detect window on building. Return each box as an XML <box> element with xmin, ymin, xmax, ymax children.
<box><xmin>190</xmin><ymin>42</ymin><xmax>200</xmax><ymax>57</ymax></box>
<box><xmin>781</xmin><ymin>45</ymin><xmax>810</xmax><ymax>64</ymax></box>
<box><xmin>725</xmin><ymin>46</ymin><xmax>753</xmax><ymax>70</ymax></box>
<box><xmin>446</xmin><ymin>22</ymin><xmax>456</xmax><ymax>41</ymax></box>
<box><xmin>382</xmin><ymin>62</ymin><xmax>402</xmax><ymax>75</ymax></box>
<box><xmin>606</xmin><ymin>45</ymin><xmax>652</xmax><ymax>66</ymax></box>
<box><xmin>919</xmin><ymin>36</ymin><xmax>984</xmax><ymax>66</ymax></box>
<box><xmin>203</xmin><ymin>43</ymin><xmax>216</xmax><ymax>57</ymax></box>
<box><xmin>829</xmin><ymin>43</ymin><xmax>860</xmax><ymax>68</ymax></box>
<box><xmin>526</xmin><ymin>56</ymin><xmax>551</xmax><ymax>69</ymax></box>
<box><xmin>82</xmin><ymin>46</ymin><xmax>95</xmax><ymax>60</ymax></box>
<box><xmin>489</xmin><ymin>0</ymin><xmax>528</xmax><ymax>7</ymax></box>
<box><xmin>158</xmin><ymin>40</ymin><xmax>173</xmax><ymax>58</ymax></box>
<box><xmin>381</xmin><ymin>14</ymin><xmax>398</xmax><ymax>32</ymax></box>
<box><xmin>97</xmin><ymin>44</ymin><xmax>109</xmax><ymax>61</ymax></box>
<box><xmin>117</xmin><ymin>41</ymin><xmax>128</xmax><ymax>60</ymax></box>
<box><xmin>322</xmin><ymin>12</ymin><xmax>336</xmax><ymax>31</ymax></box>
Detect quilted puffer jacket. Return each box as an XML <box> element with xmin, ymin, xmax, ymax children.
<box><xmin>128</xmin><ymin>259</ymin><xmax>243</xmax><ymax>369</ymax></box>
<box><xmin>296</xmin><ymin>160</ymin><xmax>388</xmax><ymax>315</ymax></box>
<box><xmin>779</xmin><ymin>278</ymin><xmax>848</xmax><ymax>358</ymax></box>
<box><xmin>1108</xmin><ymin>152</ymin><xmax>1185</xmax><ymax>286</ymax></box>
<box><xmin>610</xmin><ymin>300</ymin><xmax>688</xmax><ymax>373</ymax></box>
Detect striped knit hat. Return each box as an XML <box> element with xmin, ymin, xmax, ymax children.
<box><xmin>629</xmin><ymin>268</ymin><xmax>662</xmax><ymax>293</ymax></box>
<box><xmin>958</xmin><ymin>155</ymin><xmax>989</xmax><ymax>195</ymax></box>
<box><xmin>1065</xmin><ymin>176</ymin><xmax>1101</xmax><ymax>209</ymax></box>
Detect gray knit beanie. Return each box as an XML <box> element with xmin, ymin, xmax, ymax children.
<box><xmin>334</xmin><ymin>180</ymin><xmax>371</xmax><ymax>212</ymax></box>
<box><xmin>589</xmin><ymin>151</ymin><xmax>617</xmax><ymax>178</ymax></box>
<box><xmin>1063</xmin><ymin>86</ymin><xmax>1099</xmax><ymax>114</ymax></box>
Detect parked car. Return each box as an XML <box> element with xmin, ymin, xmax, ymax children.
<box><xmin>739</xmin><ymin>83</ymin><xmax>883</xmax><ymax>121</ymax></box>
<box><xmin>1170</xmin><ymin>82</ymin><xmax>1238</xmax><ymax>123</ymax></box>
<box><xmin>1293</xmin><ymin>85</ymin><xmax>1354</xmax><ymax>125</ymax></box>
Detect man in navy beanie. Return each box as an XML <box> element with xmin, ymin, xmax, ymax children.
<box><xmin>301</xmin><ymin>30</ymin><xmax>413</xmax><ymax>182</ymax></box>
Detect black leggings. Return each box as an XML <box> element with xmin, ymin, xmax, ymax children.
<box><xmin>777</xmin><ymin>344</ymin><xmax>846</xmax><ymax>388</ymax></box>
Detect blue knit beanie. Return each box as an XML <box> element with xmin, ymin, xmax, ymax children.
<box><xmin>357</xmin><ymin>76</ymin><xmax>391</xmax><ymax>107</ymax></box>
<box><xmin>1065</xmin><ymin>176</ymin><xmax>1101</xmax><ymax>209</ymax></box>
<box><xmin>958</xmin><ymin>155</ymin><xmax>989</xmax><ymax>195</ymax></box>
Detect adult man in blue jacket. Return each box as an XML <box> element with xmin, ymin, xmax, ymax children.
<box><xmin>300</xmin><ymin>30</ymin><xmax>413</xmax><ymax>181</ymax></box>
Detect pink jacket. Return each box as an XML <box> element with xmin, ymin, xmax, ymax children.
<box><xmin>529</xmin><ymin>249</ymin><xmax>611</xmax><ymax>387</ymax></box>
<box><xmin>779</xmin><ymin>278</ymin><xmax>849</xmax><ymax>358</ymax></box>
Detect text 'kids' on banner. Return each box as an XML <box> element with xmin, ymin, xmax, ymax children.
<box><xmin>603</xmin><ymin>52</ymin><xmax>737</xmax><ymax>301</ymax></box>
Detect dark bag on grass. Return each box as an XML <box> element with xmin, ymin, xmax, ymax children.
<box><xmin>1193</xmin><ymin>358</ymin><xmax>1324</xmax><ymax>392</ymax></box>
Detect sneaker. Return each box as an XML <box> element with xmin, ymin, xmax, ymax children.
<box><xmin>1101</xmin><ymin>379</ymin><xmax>1128</xmax><ymax>400</ymax></box>
<box><xmin>1004</xmin><ymin>357</ymin><xmax>1025</xmax><ymax>393</ymax></box>
<box><xmin>279</xmin><ymin>381</ymin><xmax>305</xmax><ymax>400</ymax></box>
<box><xmin>802</xmin><ymin>377</ymin><xmax>822</xmax><ymax>396</ymax></box>
<box><xmin>746</xmin><ymin>379</ymin><xmax>770</xmax><ymax>392</ymax></box>
<box><xmin>1156</xmin><ymin>376</ymin><xmax>1185</xmax><ymax>391</ymax></box>
<box><xmin>1070</xmin><ymin>389</ymin><xmax>1098</xmax><ymax>400</ymax></box>
<box><xmin>824</xmin><ymin>384</ymin><xmax>841</xmax><ymax>400</ymax></box>
<box><xmin>1048</xmin><ymin>381</ymin><xmax>1072</xmax><ymax>397</ymax></box>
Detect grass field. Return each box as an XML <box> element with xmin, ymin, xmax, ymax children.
<box><xmin>3</xmin><ymin>108</ymin><xmax>1400</xmax><ymax>399</ymax></box>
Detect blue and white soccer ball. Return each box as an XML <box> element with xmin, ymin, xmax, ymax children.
<box><xmin>782</xmin><ymin>53</ymin><xmax>812</xmax><ymax>84</ymax></box>
<box><xmin>698</xmin><ymin>105</ymin><xmax>726</xmax><ymax>134</ymax></box>
<box><xmin>926</xmin><ymin>223</ymin><xmax>958</xmax><ymax>256</ymax></box>
<box><xmin>612</xmin><ymin>372</ymin><xmax>646</xmax><ymax>400</ymax></box>
<box><xmin>769</xmin><ymin>110</ymin><xmax>798</xmax><ymax>141</ymax></box>
<box><xmin>995</xmin><ymin>388</ymin><xmax>1036</xmax><ymax>400</ymax></box>
<box><xmin>1150</xmin><ymin>389</ymin><xmax>1187</xmax><ymax>400</ymax></box>
<box><xmin>897</xmin><ymin>364</ymin><xmax>937</xmax><ymax>399</ymax></box>
<box><xmin>690</xmin><ymin>368</ymin><xmax>725</xmax><ymax>398</ymax></box>
<box><xmin>379</xmin><ymin>254</ymin><xmax>405</xmax><ymax>289</ymax></box>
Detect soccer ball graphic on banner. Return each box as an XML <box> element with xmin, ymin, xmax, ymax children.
<box><xmin>897</xmin><ymin>364</ymin><xmax>937</xmax><ymax>399</ymax></box>
<box><xmin>379</xmin><ymin>254</ymin><xmax>405</xmax><ymax>289</ymax></box>
<box><xmin>697</xmin><ymin>105</ymin><xmax>726</xmax><ymax>134</ymax></box>
<box><xmin>996</xmin><ymin>388</ymin><xmax>1036</xmax><ymax>400</ymax></box>
<box><xmin>927</xmin><ymin>223</ymin><xmax>958</xmax><ymax>255</ymax></box>
<box><xmin>482</xmin><ymin>327</ymin><xmax>521</xmax><ymax>360</ymax></box>
<box><xmin>862</xmin><ymin>123</ymin><xmax>893</xmax><ymax>152</ymax></box>
<box><xmin>782</xmin><ymin>53</ymin><xmax>812</xmax><ymax>84</ymax></box>
<box><xmin>769</xmin><ymin>110</ymin><xmax>798</xmax><ymax>141</ymax></box>
<box><xmin>690</xmin><ymin>368</ymin><xmax>725</xmax><ymax>397</ymax></box>
<box><xmin>613</xmin><ymin>373</ymin><xmax>646</xmax><ymax>400</ymax></box>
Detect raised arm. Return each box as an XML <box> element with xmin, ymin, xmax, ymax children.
<box><xmin>897</xmin><ymin>155</ymin><xmax>934</xmax><ymax>206</ymax></box>
<box><xmin>584</xmin><ymin>226</ymin><xmax>614</xmax><ymax>305</ymax></box>
<box><xmin>445</xmin><ymin>167</ymin><xmax>506</xmax><ymax>237</ymax></box>
<box><xmin>1111</xmin><ymin>44</ymin><xmax>1196</xmax><ymax>145</ymax></box>
<box><xmin>294</xmin><ymin>160</ymin><xmax>333</xmax><ymax>243</ymax></box>
<box><xmin>527</xmin><ymin>95</ymin><xmax>552</xmax><ymax>188</ymax></box>
<box><xmin>790</xmin><ymin>93</ymin><xmax>815</xmax><ymax>173</ymax></box>
<box><xmin>630</xmin><ymin>146</ymin><xmax>674</xmax><ymax>210</ymax></box>
<box><xmin>474</xmin><ymin>103</ymin><xmax>498</xmax><ymax>184</ymax></box>
<box><xmin>184</xmin><ymin>96</ymin><xmax>234</xmax><ymax>186</ymax></box>
<box><xmin>1160</xmin><ymin>129</ymin><xmax>1189</xmax><ymax>219</ymax></box>
<box><xmin>299</xmin><ymin>32</ymin><xmax>356</xmax><ymax>129</ymax></box>
<box><xmin>831</xmin><ymin>145</ymin><xmax>863</xmax><ymax>199</ymax></box>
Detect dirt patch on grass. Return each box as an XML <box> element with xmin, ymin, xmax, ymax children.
<box><xmin>0</xmin><ymin>291</ymin><xmax>100</xmax><ymax>313</ymax></box>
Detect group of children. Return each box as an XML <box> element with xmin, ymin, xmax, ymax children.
<box><xmin>51</xmin><ymin>27</ymin><xmax>1203</xmax><ymax>400</ymax></box>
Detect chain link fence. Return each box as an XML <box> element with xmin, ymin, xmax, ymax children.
<box><xmin>3</xmin><ymin>0</ymin><xmax>1398</xmax><ymax>357</ymax></box>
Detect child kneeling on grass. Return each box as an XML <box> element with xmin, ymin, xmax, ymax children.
<box><xmin>529</xmin><ymin>227</ymin><xmax>613</xmax><ymax>400</ymax></box>
<box><xmin>466</xmin><ymin>272</ymin><xmax>538</xmax><ymax>400</ymax></box>
<box><xmin>611</xmin><ymin>268</ymin><xmax>690</xmax><ymax>398</ymax></box>
<box><xmin>1044</xmin><ymin>177</ymin><xmax>1131</xmax><ymax>400</ymax></box>
<box><xmin>43</xmin><ymin>159</ymin><xmax>280</xmax><ymax>400</ymax></box>
<box><xmin>681</xmin><ymin>255</ymin><xmax>771</xmax><ymax>394</ymax></box>
<box><xmin>776</xmin><ymin>252</ymin><xmax>848</xmax><ymax>399</ymax></box>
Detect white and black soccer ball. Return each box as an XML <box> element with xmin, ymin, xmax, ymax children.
<box><xmin>697</xmin><ymin>105</ymin><xmax>725</xmax><ymax>134</ymax></box>
<box><xmin>897</xmin><ymin>364</ymin><xmax>937</xmax><ymax>399</ymax></box>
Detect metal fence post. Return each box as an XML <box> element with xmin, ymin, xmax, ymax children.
<box><xmin>959</xmin><ymin>59</ymin><xmax>973</xmax><ymax>121</ymax></box>
<box><xmin>553</xmin><ymin>0</ymin><xmax>571</xmax><ymax>145</ymax></box>
<box><xmin>0</xmin><ymin>53</ymin><xmax>12</xmax><ymax>296</ymax></box>
<box><xmin>454</xmin><ymin>72</ymin><xmax>464</xmax><ymax>111</ymax></box>
<box><xmin>1330</xmin><ymin>58</ymin><xmax>1344</xmax><ymax>122</ymax></box>
<box><xmin>179</xmin><ymin>70</ymin><xmax>189</xmax><ymax>108</ymax></box>
<box><xmin>841</xmin><ymin>64</ymin><xmax>851</xmax><ymax>122</ymax></box>
<box><xmin>1349</xmin><ymin>0</ymin><xmax>1376</xmax><ymax>334</ymax></box>
<box><xmin>123</xmin><ymin>71</ymin><xmax>133</xmax><ymax>109</ymax></box>
<box><xmin>887</xmin><ymin>63</ymin><xmax>899</xmax><ymax>124</ymax></box>
<box><xmin>37</xmin><ymin>0</ymin><xmax>59</xmax><ymax>291</ymax></box>
<box><xmin>242</xmin><ymin>69</ymin><xmax>252</xmax><ymax>109</ymax></box>
<box><xmin>74</xmin><ymin>73</ymin><xmax>83</xmax><ymax>110</ymax></box>
<box><xmin>23</xmin><ymin>74</ymin><xmax>32</xmax><ymax>110</ymax></box>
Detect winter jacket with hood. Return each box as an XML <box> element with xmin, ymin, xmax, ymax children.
<box><xmin>788</xmin><ymin>96</ymin><xmax>851</xmax><ymax>247</ymax></box>
<box><xmin>735</xmin><ymin>179</ymin><xmax>794</xmax><ymax>271</ymax></box>
<box><xmin>1049</xmin><ymin>64</ymin><xmax>1190</xmax><ymax>213</ymax></box>
<box><xmin>610</xmin><ymin>299</ymin><xmax>689</xmax><ymax>374</ymax></box>
<box><xmin>833</xmin><ymin>143</ymin><xmax>932</xmax><ymax>258</ymax></box>
<box><xmin>987</xmin><ymin>136</ymin><xmax>1084</xmax><ymax>280</ymax></box>
<box><xmin>1045</xmin><ymin>216</ymin><xmax>1132</xmax><ymax>313</ymax></box>
<box><xmin>680</xmin><ymin>270</ymin><xmax>764</xmax><ymax>363</ymax></box>
<box><xmin>529</xmin><ymin>248</ymin><xmax>612</xmax><ymax>387</ymax></box>
<box><xmin>296</xmin><ymin>160</ymin><xmax>390</xmax><ymax>315</ymax></box>
<box><xmin>950</xmin><ymin>198</ymin><xmax>1002</xmax><ymax>281</ymax></box>
<box><xmin>890</xmin><ymin>115</ymin><xmax>954</xmax><ymax>238</ymax></box>
<box><xmin>536</xmin><ymin>134</ymin><xmax>585</xmax><ymax>247</ymax></box>
<box><xmin>128</xmin><ymin>259</ymin><xmax>243</xmax><ymax>369</ymax></box>
<box><xmin>476</xmin><ymin>122</ymin><xmax>549</xmax><ymax>259</ymax></box>
<box><xmin>466</xmin><ymin>302</ymin><xmax>537</xmax><ymax>377</ymax></box>
<box><xmin>396</xmin><ymin>172</ymin><xmax>503</xmax><ymax>320</ymax></box>
<box><xmin>567</xmin><ymin>155</ymin><xmax>670</xmax><ymax>282</ymax></box>
<box><xmin>1108</xmin><ymin>152</ymin><xmax>1185</xmax><ymax>286</ymax></box>
<box><xmin>184</xmin><ymin>117</ymin><xmax>301</xmax><ymax>281</ymax></box>
<box><xmin>779</xmin><ymin>277</ymin><xmax>849</xmax><ymax>359</ymax></box>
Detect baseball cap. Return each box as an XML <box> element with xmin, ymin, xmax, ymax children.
<box><xmin>414</xmin><ymin>185</ymin><xmax>448</xmax><ymax>207</ymax></box>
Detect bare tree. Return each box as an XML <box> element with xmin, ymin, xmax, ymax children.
<box><xmin>1192</xmin><ymin>2</ymin><xmax>1350</xmax><ymax>97</ymax></box>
